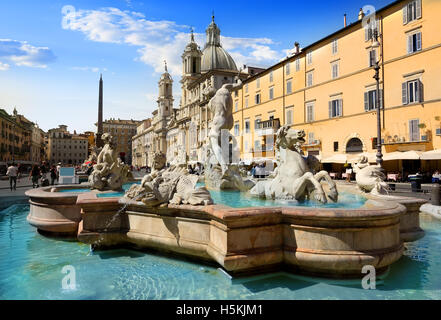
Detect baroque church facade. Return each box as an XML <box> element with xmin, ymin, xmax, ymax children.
<box><xmin>141</xmin><ymin>16</ymin><xmax>249</xmax><ymax>167</ymax></box>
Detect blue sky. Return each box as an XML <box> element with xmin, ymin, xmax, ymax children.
<box><xmin>0</xmin><ymin>0</ymin><xmax>392</xmax><ymax>133</ymax></box>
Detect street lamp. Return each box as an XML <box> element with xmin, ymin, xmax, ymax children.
<box><xmin>372</xmin><ymin>28</ymin><xmax>383</xmax><ymax>167</ymax></box>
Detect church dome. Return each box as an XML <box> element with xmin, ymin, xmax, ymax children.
<box><xmin>201</xmin><ymin>17</ymin><xmax>238</xmax><ymax>72</ymax></box>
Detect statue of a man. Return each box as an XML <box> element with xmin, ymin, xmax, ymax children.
<box><xmin>208</xmin><ymin>77</ymin><xmax>242</xmax><ymax>174</ymax></box>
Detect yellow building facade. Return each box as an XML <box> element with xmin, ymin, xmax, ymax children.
<box><xmin>231</xmin><ymin>0</ymin><xmax>441</xmax><ymax>173</ymax></box>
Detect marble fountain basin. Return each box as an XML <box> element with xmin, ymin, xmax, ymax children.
<box><xmin>25</xmin><ymin>182</ymin><xmax>139</xmax><ymax>235</ymax></box>
<box><xmin>75</xmin><ymin>192</ymin><xmax>408</xmax><ymax>278</ymax></box>
<box><xmin>25</xmin><ymin>183</ymin><xmax>426</xmax><ymax>278</ymax></box>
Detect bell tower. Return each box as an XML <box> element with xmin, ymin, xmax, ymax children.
<box><xmin>182</xmin><ymin>29</ymin><xmax>202</xmax><ymax>77</ymax></box>
<box><xmin>158</xmin><ymin>60</ymin><xmax>173</xmax><ymax>119</ymax></box>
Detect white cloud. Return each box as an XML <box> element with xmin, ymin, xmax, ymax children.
<box><xmin>0</xmin><ymin>61</ymin><xmax>10</xmax><ymax>71</ymax></box>
<box><xmin>62</xmin><ymin>7</ymin><xmax>282</xmax><ymax>77</ymax></box>
<box><xmin>0</xmin><ymin>39</ymin><xmax>56</xmax><ymax>68</ymax></box>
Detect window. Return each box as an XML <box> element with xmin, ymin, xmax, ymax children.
<box><xmin>254</xmin><ymin>140</ymin><xmax>261</xmax><ymax>152</ymax></box>
<box><xmin>331</xmin><ymin>61</ymin><xmax>339</xmax><ymax>79</ymax></box>
<box><xmin>234</xmin><ymin>123</ymin><xmax>240</xmax><ymax>136</ymax></box>
<box><xmin>245</xmin><ymin>98</ymin><xmax>249</xmax><ymax>108</ymax></box>
<box><xmin>333</xmin><ymin>141</ymin><xmax>339</xmax><ymax>152</ymax></box>
<box><xmin>369</xmin><ymin>49</ymin><xmax>377</xmax><ymax>67</ymax></box>
<box><xmin>306</xmin><ymin>71</ymin><xmax>313</xmax><ymax>87</ymax></box>
<box><xmin>255</xmin><ymin>93</ymin><xmax>261</xmax><ymax>104</ymax></box>
<box><xmin>245</xmin><ymin>120</ymin><xmax>250</xmax><ymax>134</ymax></box>
<box><xmin>402</xmin><ymin>79</ymin><xmax>423</xmax><ymax>105</ymax></box>
<box><xmin>308</xmin><ymin>132</ymin><xmax>315</xmax><ymax>145</ymax></box>
<box><xmin>269</xmin><ymin>71</ymin><xmax>273</xmax><ymax>82</ymax></box>
<box><xmin>307</xmin><ymin>52</ymin><xmax>312</xmax><ymax>65</ymax></box>
<box><xmin>245</xmin><ymin>84</ymin><xmax>248</xmax><ymax>94</ymax></box>
<box><xmin>286</xmin><ymin>79</ymin><xmax>292</xmax><ymax>94</ymax></box>
<box><xmin>436</xmin><ymin>128</ymin><xmax>441</xmax><ymax>136</ymax></box>
<box><xmin>286</xmin><ymin>109</ymin><xmax>293</xmax><ymax>125</ymax></box>
<box><xmin>306</xmin><ymin>103</ymin><xmax>314</xmax><ymax>123</ymax></box>
<box><xmin>256</xmin><ymin>78</ymin><xmax>260</xmax><ymax>89</ymax></box>
<box><xmin>409</xmin><ymin>119</ymin><xmax>420</xmax><ymax>142</ymax></box>
<box><xmin>403</xmin><ymin>0</ymin><xmax>422</xmax><ymax>25</ymax></box>
<box><xmin>269</xmin><ymin>87</ymin><xmax>274</xmax><ymax>100</ymax></box>
<box><xmin>295</xmin><ymin>58</ymin><xmax>300</xmax><ymax>71</ymax></box>
<box><xmin>332</xmin><ymin>39</ymin><xmax>338</xmax><ymax>55</ymax></box>
<box><xmin>235</xmin><ymin>101</ymin><xmax>238</xmax><ymax>112</ymax></box>
<box><xmin>365</xmin><ymin>20</ymin><xmax>379</xmax><ymax>41</ymax></box>
<box><xmin>364</xmin><ymin>89</ymin><xmax>383</xmax><ymax>111</ymax></box>
<box><xmin>328</xmin><ymin>99</ymin><xmax>342</xmax><ymax>118</ymax></box>
<box><xmin>286</xmin><ymin>63</ymin><xmax>290</xmax><ymax>75</ymax></box>
<box><xmin>254</xmin><ymin>117</ymin><xmax>261</xmax><ymax>130</ymax></box>
<box><xmin>407</xmin><ymin>32</ymin><xmax>422</xmax><ymax>54</ymax></box>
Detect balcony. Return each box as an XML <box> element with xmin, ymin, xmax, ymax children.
<box><xmin>255</xmin><ymin>118</ymin><xmax>280</xmax><ymax>137</ymax></box>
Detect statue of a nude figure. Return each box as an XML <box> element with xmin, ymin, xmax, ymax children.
<box><xmin>208</xmin><ymin>76</ymin><xmax>242</xmax><ymax>174</ymax></box>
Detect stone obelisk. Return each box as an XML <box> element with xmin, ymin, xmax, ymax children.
<box><xmin>96</xmin><ymin>74</ymin><xmax>104</xmax><ymax>148</ymax></box>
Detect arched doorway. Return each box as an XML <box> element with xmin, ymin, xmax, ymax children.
<box><xmin>346</xmin><ymin>138</ymin><xmax>363</xmax><ymax>153</ymax></box>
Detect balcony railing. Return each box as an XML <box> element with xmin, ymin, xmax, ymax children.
<box><xmin>255</xmin><ymin>119</ymin><xmax>280</xmax><ymax>137</ymax></box>
<box><xmin>256</xmin><ymin>119</ymin><xmax>280</xmax><ymax>130</ymax></box>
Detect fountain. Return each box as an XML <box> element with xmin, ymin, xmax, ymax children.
<box><xmin>25</xmin><ymin>84</ymin><xmax>426</xmax><ymax>278</ymax></box>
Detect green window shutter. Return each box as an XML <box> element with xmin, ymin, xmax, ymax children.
<box><xmin>364</xmin><ymin>92</ymin><xmax>369</xmax><ymax>111</ymax></box>
<box><xmin>419</xmin><ymin>80</ymin><xmax>424</xmax><ymax>102</ymax></box>
<box><xmin>416</xmin><ymin>32</ymin><xmax>422</xmax><ymax>51</ymax></box>
<box><xmin>403</xmin><ymin>5</ymin><xmax>408</xmax><ymax>25</ymax></box>
<box><xmin>339</xmin><ymin>99</ymin><xmax>343</xmax><ymax>117</ymax></box>
<box><xmin>407</xmin><ymin>35</ymin><xmax>412</xmax><ymax>54</ymax></box>
<box><xmin>402</xmin><ymin>82</ymin><xmax>408</xmax><ymax>105</ymax></box>
<box><xmin>329</xmin><ymin>101</ymin><xmax>332</xmax><ymax>118</ymax></box>
<box><xmin>416</xmin><ymin>0</ymin><xmax>422</xmax><ymax>19</ymax></box>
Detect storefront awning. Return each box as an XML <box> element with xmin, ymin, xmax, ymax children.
<box><xmin>320</xmin><ymin>153</ymin><xmax>376</xmax><ymax>164</ymax></box>
<box><xmin>382</xmin><ymin>151</ymin><xmax>422</xmax><ymax>161</ymax></box>
<box><xmin>420</xmin><ymin>149</ymin><xmax>441</xmax><ymax>160</ymax></box>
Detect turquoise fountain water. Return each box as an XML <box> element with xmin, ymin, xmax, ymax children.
<box><xmin>1</xmin><ymin>203</ymin><xmax>440</xmax><ymax>300</ymax></box>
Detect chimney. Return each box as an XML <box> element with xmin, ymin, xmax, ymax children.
<box><xmin>358</xmin><ymin>8</ymin><xmax>365</xmax><ymax>21</ymax></box>
<box><xmin>344</xmin><ymin>14</ymin><xmax>347</xmax><ymax>27</ymax></box>
<box><xmin>294</xmin><ymin>42</ymin><xmax>300</xmax><ymax>54</ymax></box>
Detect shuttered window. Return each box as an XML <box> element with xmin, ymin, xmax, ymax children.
<box><xmin>407</xmin><ymin>32</ymin><xmax>422</xmax><ymax>54</ymax></box>
<box><xmin>365</xmin><ymin>20</ymin><xmax>379</xmax><ymax>42</ymax></box>
<box><xmin>409</xmin><ymin>119</ymin><xmax>420</xmax><ymax>142</ymax></box>
<box><xmin>328</xmin><ymin>99</ymin><xmax>343</xmax><ymax>118</ymax></box>
<box><xmin>369</xmin><ymin>49</ymin><xmax>377</xmax><ymax>67</ymax></box>
<box><xmin>307</xmin><ymin>52</ymin><xmax>312</xmax><ymax>65</ymax></box>
<box><xmin>295</xmin><ymin>59</ymin><xmax>300</xmax><ymax>71</ymax></box>
<box><xmin>286</xmin><ymin>63</ymin><xmax>290</xmax><ymax>75</ymax></box>
<box><xmin>286</xmin><ymin>79</ymin><xmax>292</xmax><ymax>94</ymax></box>
<box><xmin>364</xmin><ymin>89</ymin><xmax>383</xmax><ymax>111</ymax></box>
<box><xmin>402</xmin><ymin>80</ymin><xmax>423</xmax><ymax>105</ymax></box>
<box><xmin>331</xmin><ymin>62</ymin><xmax>339</xmax><ymax>79</ymax></box>
<box><xmin>269</xmin><ymin>87</ymin><xmax>274</xmax><ymax>100</ymax></box>
<box><xmin>332</xmin><ymin>39</ymin><xmax>338</xmax><ymax>55</ymax></box>
<box><xmin>307</xmin><ymin>71</ymin><xmax>313</xmax><ymax>87</ymax></box>
<box><xmin>308</xmin><ymin>132</ymin><xmax>315</xmax><ymax>145</ymax></box>
<box><xmin>255</xmin><ymin>93</ymin><xmax>261</xmax><ymax>104</ymax></box>
<box><xmin>245</xmin><ymin>120</ymin><xmax>250</xmax><ymax>134</ymax></box>
<box><xmin>286</xmin><ymin>109</ymin><xmax>293</xmax><ymax>125</ymax></box>
<box><xmin>234</xmin><ymin>123</ymin><xmax>240</xmax><ymax>136</ymax></box>
<box><xmin>403</xmin><ymin>0</ymin><xmax>422</xmax><ymax>25</ymax></box>
<box><xmin>306</xmin><ymin>103</ymin><xmax>314</xmax><ymax>123</ymax></box>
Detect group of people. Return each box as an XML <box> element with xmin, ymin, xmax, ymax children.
<box><xmin>250</xmin><ymin>163</ymin><xmax>269</xmax><ymax>179</ymax></box>
<box><xmin>6</xmin><ymin>161</ymin><xmax>62</xmax><ymax>191</ymax></box>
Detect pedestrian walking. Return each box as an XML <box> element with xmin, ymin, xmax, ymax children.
<box><xmin>50</xmin><ymin>165</ymin><xmax>57</xmax><ymax>186</ymax></box>
<box><xmin>6</xmin><ymin>163</ymin><xmax>18</xmax><ymax>191</ymax></box>
<box><xmin>30</xmin><ymin>165</ymin><xmax>41</xmax><ymax>188</ymax></box>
